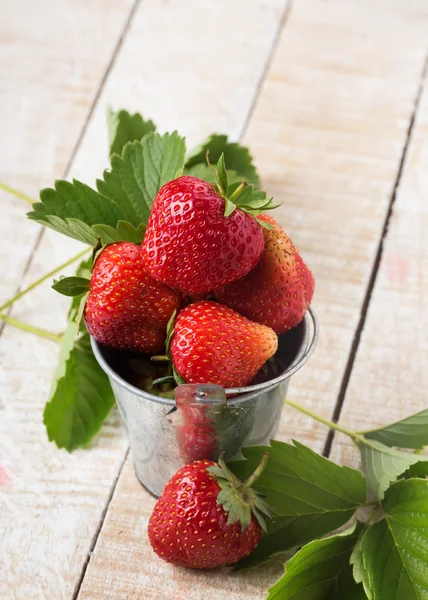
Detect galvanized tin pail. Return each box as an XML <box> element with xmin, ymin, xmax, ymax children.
<box><xmin>91</xmin><ymin>308</ymin><xmax>318</xmax><ymax>497</ymax></box>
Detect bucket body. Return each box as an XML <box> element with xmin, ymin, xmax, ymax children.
<box><xmin>91</xmin><ymin>309</ymin><xmax>317</xmax><ymax>497</ymax></box>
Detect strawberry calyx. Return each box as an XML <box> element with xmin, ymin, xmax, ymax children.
<box><xmin>208</xmin><ymin>152</ymin><xmax>279</xmax><ymax>229</ymax></box>
<box><xmin>207</xmin><ymin>452</ymin><xmax>272</xmax><ymax>532</ymax></box>
<box><xmin>151</xmin><ymin>310</ymin><xmax>187</xmax><ymax>385</ymax></box>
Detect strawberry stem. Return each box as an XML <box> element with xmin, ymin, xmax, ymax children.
<box><xmin>228</xmin><ymin>181</ymin><xmax>248</xmax><ymax>204</ymax></box>
<box><xmin>240</xmin><ymin>452</ymin><xmax>269</xmax><ymax>490</ymax></box>
<box><xmin>0</xmin><ymin>181</ymin><xmax>36</xmax><ymax>205</ymax></box>
<box><xmin>284</xmin><ymin>398</ymin><xmax>359</xmax><ymax>441</ymax></box>
<box><xmin>151</xmin><ymin>355</ymin><xmax>171</xmax><ymax>362</ymax></box>
<box><xmin>0</xmin><ymin>312</ymin><xmax>62</xmax><ymax>342</ymax></box>
<box><xmin>0</xmin><ymin>248</ymin><xmax>90</xmax><ymax>313</ymax></box>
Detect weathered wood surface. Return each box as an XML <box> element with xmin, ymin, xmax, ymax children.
<box><xmin>0</xmin><ymin>0</ymin><xmax>292</xmax><ymax>598</ymax></box>
<box><xmin>330</xmin><ymin>67</ymin><xmax>428</xmax><ymax>467</ymax></box>
<box><xmin>0</xmin><ymin>0</ymin><xmax>135</xmax><ymax>306</ymax></box>
<box><xmin>245</xmin><ymin>0</ymin><xmax>428</xmax><ymax>452</ymax></box>
<box><xmin>0</xmin><ymin>1</ymin><xmax>136</xmax><ymax>597</ymax></box>
<box><xmin>71</xmin><ymin>0</ymin><xmax>288</xmax><ymax>184</ymax></box>
<box><xmin>75</xmin><ymin>1</ymin><xmax>428</xmax><ymax>599</ymax></box>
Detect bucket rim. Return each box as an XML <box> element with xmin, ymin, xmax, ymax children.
<box><xmin>90</xmin><ymin>308</ymin><xmax>318</xmax><ymax>406</ymax></box>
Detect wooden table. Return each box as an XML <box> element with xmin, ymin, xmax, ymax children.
<box><xmin>1</xmin><ymin>0</ymin><xmax>427</xmax><ymax>598</ymax></box>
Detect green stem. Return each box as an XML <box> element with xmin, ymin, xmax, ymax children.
<box><xmin>0</xmin><ymin>181</ymin><xmax>36</xmax><ymax>205</ymax></box>
<box><xmin>151</xmin><ymin>355</ymin><xmax>171</xmax><ymax>362</ymax></box>
<box><xmin>228</xmin><ymin>182</ymin><xmax>248</xmax><ymax>203</ymax></box>
<box><xmin>284</xmin><ymin>398</ymin><xmax>360</xmax><ymax>441</ymax></box>
<box><xmin>241</xmin><ymin>452</ymin><xmax>269</xmax><ymax>490</ymax></box>
<box><xmin>0</xmin><ymin>247</ymin><xmax>90</xmax><ymax>313</ymax></box>
<box><xmin>0</xmin><ymin>313</ymin><xmax>62</xmax><ymax>342</ymax></box>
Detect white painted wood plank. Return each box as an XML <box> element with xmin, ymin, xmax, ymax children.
<box><xmin>0</xmin><ymin>0</ymin><xmax>289</xmax><ymax>597</ymax></box>
<box><xmin>330</xmin><ymin>68</ymin><xmax>428</xmax><ymax>468</ymax></box>
<box><xmin>0</xmin><ymin>0</ymin><xmax>133</xmax><ymax>598</ymax></box>
<box><xmin>244</xmin><ymin>0</ymin><xmax>428</xmax><ymax>452</ymax></box>
<box><xmin>0</xmin><ymin>0</ymin><xmax>134</xmax><ymax>306</ymax></box>
<box><xmin>76</xmin><ymin>2</ymin><xmax>428</xmax><ymax>599</ymax></box>
<box><xmin>71</xmin><ymin>0</ymin><xmax>287</xmax><ymax>184</ymax></box>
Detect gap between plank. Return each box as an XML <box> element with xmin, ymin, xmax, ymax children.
<box><xmin>323</xmin><ymin>51</ymin><xmax>428</xmax><ymax>458</ymax></box>
<box><xmin>238</xmin><ymin>0</ymin><xmax>294</xmax><ymax>141</ymax></box>
<box><xmin>71</xmin><ymin>449</ymin><xmax>130</xmax><ymax>600</ymax></box>
<box><xmin>0</xmin><ymin>0</ymin><xmax>143</xmax><ymax>340</ymax></box>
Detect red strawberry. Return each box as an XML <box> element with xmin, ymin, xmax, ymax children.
<box><xmin>85</xmin><ymin>242</ymin><xmax>181</xmax><ymax>353</ymax></box>
<box><xmin>216</xmin><ymin>215</ymin><xmax>315</xmax><ymax>333</ymax></box>
<box><xmin>141</xmin><ymin>176</ymin><xmax>265</xmax><ymax>293</ymax></box>
<box><xmin>148</xmin><ymin>454</ymin><xmax>271</xmax><ymax>569</ymax></box>
<box><xmin>175</xmin><ymin>385</ymin><xmax>222</xmax><ymax>462</ymax></box>
<box><xmin>177</xmin><ymin>416</ymin><xmax>219</xmax><ymax>463</ymax></box>
<box><xmin>170</xmin><ymin>301</ymin><xmax>278</xmax><ymax>388</ymax></box>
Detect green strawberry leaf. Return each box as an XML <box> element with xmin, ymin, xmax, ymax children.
<box><xmin>361</xmin><ymin>408</ymin><xmax>428</xmax><ymax>449</ymax></box>
<box><xmin>400</xmin><ymin>461</ymin><xmax>428</xmax><ymax>480</ymax></box>
<box><xmin>358</xmin><ymin>438</ymin><xmax>423</xmax><ymax>500</ymax></box>
<box><xmin>216</xmin><ymin>153</ymin><xmax>228</xmax><ymax>196</ymax></box>
<box><xmin>267</xmin><ymin>523</ymin><xmax>366</xmax><ymax>600</ymax></box>
<box><xmin>52</xmin><ymin>276</ymin><xmax>90</xmax><ymax>297</ymax></box>
<box><xmin>92</xmin><ymin>221</ymin><xmax>146</xmax><ymax>245</ymax></box>
<box><xmin>74</xmin><ymin>292</ymin><xmax>89</xmax><ymax>332</ymax></box>
<box><xmin>107</xmin><ymin>107</ymin><xmax>156</xmax><ymax>157</ymax></box>
<box><xmin>44</xmin><ymin>328</ymin><xmax>115</xmax><ymax>450</ymax></box>
<box><xmin>351</xmin><ymin>478</ymin><xmax>428</xmax><ymax>599</ymax></box>
<box><xmin>165</xmin><ymin>309</ymin><xmax>177</xmax><ymax>355</ymax></box>
<box><xmin>44</xmin><ymin>259</ymin><xmax>114</xmax><ymax>451</ymax></box>
<box><xmin>29</xmin><ymin>132</ymin><xmax>185</xmax><ymax>244</ymax></box>
<box><xmin>116</xmin><ymin>221</ymin><xmax>146</xmax><ymax>243</ymax></box>
<box><xmin>28</xmin><ymin>180</ymin><xmax>125</xmax><ymax>245</ymax></box>
<box><xmin>231</xmin><ymin>440</ymin><xmax>367</xmax><ymax>569</ymax></box>
<box><xmin>185</xmin><ymin>134</ymin><xmax>260</xmax><ymax>186</ymax></box>
<box><xmin>97</xmin><ymin>132</ymin><xmax>186</xmax><ymax>227</ymax></box>
<box><xmin>184</xmin><ymin>163</ymin><xmax>246</xmax><ymax>186</ymax></box>
<box><xmin>350</xmin><ymin>535</ymin><xmax>372</xmax><ymax>600</ymax></box>
<box><xmin>172</xmin><ymin>364</ymin><xmax>185</xmax><ymax>386</ymax></box>
<box><xmin>206</xmin><ymin>155</ymin><xmax>278</xmax><ymax>219</ymax></box>
<box><xmin>91</xmin><ymin>224</ymin><xmax>123</xmax><ymax>244</ymax></box>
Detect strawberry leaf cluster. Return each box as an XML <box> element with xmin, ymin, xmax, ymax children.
<box><xmin>226</xmin><ymin>413</ymin><xmax>428</xmax><ymax>599</ymax></box>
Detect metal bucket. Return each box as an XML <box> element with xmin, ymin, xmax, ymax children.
<box><xmin>91</xmin><ymin>308</ymin><xmax>318</xmax><ymax>497</ymax></box>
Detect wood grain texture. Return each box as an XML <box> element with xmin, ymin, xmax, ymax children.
<box><xmin>243</xmin><ymin>0</ymin><xmax>428</xmax><ymax>451</ymax></box>
<box><xmin>71</xmin><ymin>0</ymin><xmax>287</xmax><ymax>185</ymax></box>
<box><xmin>75</xmin><ymin>1</ymin><xmax>428</xmax><ymax>599</ymax></box>
<box><xmin>1</xmin><ymin>0</ymin><xmax>290</xmax><ymax>598</ymax></box>
<box><xmin>1</xmin><ymin>0</ymin><xmax>137</xmax><ymax>596</ymax></box>
<box><xmin>0</xmin><ymin>0</ymin><xmax>134</xmax><ymax>306</ymax></box>
<box><xmin>330</xmin><ymin>67</ymin><xmax>428</xmax><ymax>467</ymax></box>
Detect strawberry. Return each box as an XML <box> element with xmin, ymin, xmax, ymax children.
<box><xmin>141</xmin><ymin>164</ymin><xmax>276</xmax><ymax>293</ymax></box>
<box><xmin>85</xmin><ymin>242</ymin><xmax>181</xmax><ymax>353</ymax></box>
<box><xmin>175</xmin><ymin>385</ymin><xmax>223</xmax><ymax>462</ymax></box>
<box><xmin>216</xmin><ymin>214</ymin><xmax>315</xmax><ymax>333</ymax></box>
<box><xmin>170</xmin><ymin>301</ymin><xmax>278</xmax><ymax>388</ymax></box>
<box><xmin>177</xmin><ymin>414</ymin><xmax>219</xmax><ymax>463</ymax></box>
<box><xmin>148</xmin><ymin>454</ymin><xmax>271</xmax><ymax>569</ymax></box>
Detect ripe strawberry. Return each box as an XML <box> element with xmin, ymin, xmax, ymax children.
<box><xmin>170</xmin><ymin>301</ymin><xmax>278</xmax><ymax>388</ymax></box>
<box><xmin>216</xmin><ymin>215</ymin><xmax>315</xmax><ymax>333</ymax></box>
<box><xmin>85</xmin><ymin>242</ymin><xmax>181</xmax><ymax>353</ymax></box>
<box><xmin>141</xmin><ymin>175</ymin><xmax>265</xmax><ymax>293</ymax></box>
<box><xmin>174</xmin><ymin>385</ymin><xmax>223</xmax><ymax>462</ymax></box>
<box><xmin>148</xmin><ymin>454</ymin><xmax>271</xmax><ymax>569</ymax></box>
<box><xmin>177</xmin><ymin>414</ymin><xmax>219</xmax><ymax>463</ymax></box>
